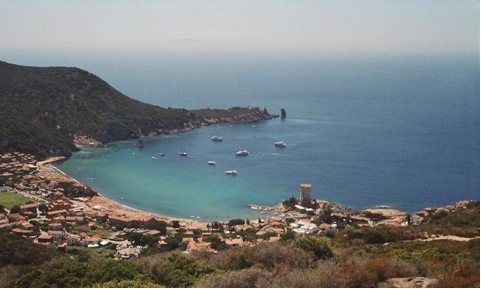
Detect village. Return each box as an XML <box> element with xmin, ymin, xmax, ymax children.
<box><xmin>0</xmin><ymin>151</ymin><xmax>474</xmax><ymax>259</ymax></box>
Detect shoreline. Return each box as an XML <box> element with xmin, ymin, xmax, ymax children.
<box><xmin>38</xmin><ymin>157</ymin><xmax>211</xmax><ymax>229</ymax></box>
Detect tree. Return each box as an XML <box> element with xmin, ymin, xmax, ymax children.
<box><xmin>145</xmin><ymin>219</ymin><xmax>168</xmax><ymax>235</ymax></box>
<box><xmin>211</xmin><ymin>221</ymin><xmax>223</xmax><ymax>232</ymax></box>
<box><xmin>171</xmin><ymin>220</ymin><xmax>180</xmax><ymax>229</ymax></box>
<box><xmin>38</xmin><ymin>203</ymin><xmax>48</xmax><ymax>214</ymax></box>
<box><xmin>320</xmin><ymin>208</ymin><xmax>333</xmax><ymax>223</ymax></box>
<box><xmin>289</xmin><ymin>235</ymin><xmax>336</xmax><ymax>260</ymax></box>
<box><xmin>282</xmin><ymin>196</ymin><xmax>298</xmax><ymax>209</ymax></box>
<box><xmin>227</xmin><ymin>219</ymin><xmax>245</xmax><ymax>227</ymax></box>
<box><xmin>9</xmin><ymin>205</ymin><xmax>21</xmax><ymax>214</ymax></box>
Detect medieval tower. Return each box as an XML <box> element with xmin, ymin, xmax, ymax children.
<box><xmin>299</xmin><ymin>183</ymin><xmax>312</xmax><ymax>205</ymax></box>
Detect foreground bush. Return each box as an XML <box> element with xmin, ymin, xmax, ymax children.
<box><xmin>289</xmin><ymin>235</ymin><xmax>336</xmax><ymax>260</ymax></box>
<box><xmin>209</xmin><ymin>241</ymin><xmax>315</xmax><ymax>271</ymax></box>
<box><xmin>138</xmin><ymin>252</ymin><xmax>216</xmax><ymax>287</ymax></box>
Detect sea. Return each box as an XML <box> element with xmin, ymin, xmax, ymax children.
<box><xmin>6</xmin><ymin>50</ymin><xmax>479</xmax><ymax>220</ymax></box>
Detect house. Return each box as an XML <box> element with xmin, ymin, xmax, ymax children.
<box><xmin>84</xmin><ymin>235</ymin><xmax>101</xmax><ymax>246</ymax></box>
<box><xmin>7</xmin><ymin>213</ymin><xmax>26</xmax><ymax>222</ymax></box>
<box><xmin>48</xmin><ymin>200</ymin><xmax>71</xmax><ymax>211</ymax></box>
<box><xmin>66</xmin><ymin>234</ymin><xmax>81</xmax><ymax>246</ymax></box>
<box><xmin>54</xmin><ymin>191</ymin><xmax>64</xmax><ymax>199</ymax></box>
<box><xmin>95</xmin><ymin>212</ymin><xmax>107</xmax><ymax>223</ymax></box>
<box><xmin>225</xmin><ymin>238</ymin><xmax>244</xmax><ymax>247</ymax></box>
<box><xmin>48</xmin><ymin>230</ymin><xmax>65</xmax><ymax>241</ymax></box>
<box><xmin>268</xmin><ymin>236</ymin><xmax>281</xmax><ymax>242</ymax></box>
<box><xmin>37</xmin><ymin>235</ymin><xmax>54</xmax><ymax>245</ymax></box>
<box><xmin>20</xmin><ymin>222</ymin><xmax>34</xmax><ymax>230</ymax></box>
<box><xmin>144</xmin><ymin>230</ymin><xmax>162</xmax><ymax>237</ymax></box>
<box><xmin>319</xmin><ymin>223</ymin><xmax>332</xmax><ymax>231</ymax></box>
<box><xmin>65</xmin><ymin>216</ymin><xmax>86</xmax><ymax>225</ymax></box>
<box><xmin>49</xmin><ymin>223</ymin><xmax>63</xmax><ymax>230</ymax></box>
<box><xmin>108</xmin><ymin>215</ymin><xmax>132</xmax><ymax>227</ymax></box>
<box><xmin>46</xmin><ymin>209</ymin><xmax>67</xmax><ymax>219</ymax></box>
<box><xmin>20</xmin><ymin>203</ymin><xmax>37</xmax><ymax>215</ymax></box>
<box><xmin>22</xmin><ymin>211</ymin><xmax>36</xmax><ymax>219</ymax></box>
<box><xmin>182</xmin><ymin>237</ymin><xmax>195</xmax><ymax>243</ymax></box>
<box><xmin>11</xmin><ymin>228</ymin><xmax>33</xmax><ymax>236</ymax></box>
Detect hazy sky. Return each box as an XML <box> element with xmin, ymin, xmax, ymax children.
<box><xmin>1</xmin><ymin>0</ymin><xmax>479</xmax><ymax>54</ymax></box>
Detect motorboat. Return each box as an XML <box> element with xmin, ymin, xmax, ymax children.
<box><xmin>159</xmin><ymin>153</ymin><xmax>165</xmax><ymax>157</ymax></box>
<box><xmin>151</xmin><ymin>156</ymin><xmax>157</xmax><ymax>160</ymax></box>
<box><xmin>225</xmin><ymin>170</ymin><xmax>238</xmax><ymax>175</ymax></box>
<box><xmin>179</xmin><ymin>152</ymin><xmax>188</xmax><ymax>156</ymax></box>
<box><xmin>211</xmin><ymin>135</ymin><xmax>223</xmax><ymax>142</ymax></box>
<box><xmin>275</xmin><ymin>141</ymin><xmax>287</xmax><ymax>148</ymax></box>
<box><xmin>236</xmin><ymin>150</ymin><xmax>249</xmax><ymax>156</ymax></box>
<box><xmin>208</xmin><ymin>161</ymin><xmax>217</xmax><ymax>165</ymax></box>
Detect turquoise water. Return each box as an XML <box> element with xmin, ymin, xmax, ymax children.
<box><xmin>54</xmin><ymin>52</ymin><xmax>479</xmax><ymax>220</ymax></box>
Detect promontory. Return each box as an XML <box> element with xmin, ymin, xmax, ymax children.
<box><xmin>0</xmin><ymin>61</ymin><xmax>276</xmax><ymax>159</ymax></box>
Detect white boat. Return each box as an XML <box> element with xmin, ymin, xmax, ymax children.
<box><xmin>275</xmin><ymin>141</ymin><xmax>287</xmax><ymax>148</ymax></box>
<box><xmin>211</xmin><ymin>135</ymin><xmax>223</xmax><ymax>141</ymax></box>
<box><xmin>236</xmin><ymin>150</ymin><xmax>249</xmax><ymax>156</ymax></box>
<box><xmin>179</xmin><ymin>152</ymin><xmax>188</xmax><ymax>156</ymax></box>
<box><xmin>159</xmin><ymin>153</ymin><xmax>165</xmax><ymax>157</ymax></box>
<box><xmin>225</xmin><ymin>170</ymin><xmax>238</xmax><ymax>175</ymax></box>
<box><xmin>208</xmin><ymin>161</ymin><xmax>217</xmax><ymax>165</ymax></box>
<box><xmin>151</xmin><ymin>156</ymin><xmax>157</xmax><ymax>160</ymax></box>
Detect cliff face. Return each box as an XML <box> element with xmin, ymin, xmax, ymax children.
<box><xmin>0</xmin><ymin>61</ymin><xmax>277</xmax><ymax>159</ymax></box>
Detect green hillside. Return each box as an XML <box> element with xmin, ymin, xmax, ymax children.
<box><xmin>0</xmin><ymin>61</ymin><xmax>197</xmax><ymax>158</ymax></box>
<box><xmin>0</xmin><ymin>61</ymin><xmax>275</xmax><ymax>159</ymax></box>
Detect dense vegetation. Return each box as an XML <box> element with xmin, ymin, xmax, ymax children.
<box><xmin>0</xmin><ymin>61</ymin><xmax>274</xmax><ymax>159</ymax></box>
<box><xmin>0</xmin><ymin>61</ymin><xmax>199</xmax><ymax>158</ymax></box>
<box><xmin>0</xmin><ymin>202</ymin><xmax>478</xmax><ymax>287</ymax></box>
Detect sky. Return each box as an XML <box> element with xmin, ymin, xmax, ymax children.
<box><xmin>0</xmin><ymin>0</ymin><xmax>479</xmax><ymax>55</ymax></box>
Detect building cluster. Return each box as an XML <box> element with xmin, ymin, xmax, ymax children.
<box><xmin>1</xmin><ymin>152</ymin><xmax>476</xmax><ymax>259</ymax></box>
<box><xmin>0</xmin><ymin>152</ymin><xmax>37</xmax><ymax>180</ymax></box>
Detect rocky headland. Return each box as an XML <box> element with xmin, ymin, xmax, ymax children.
<box><xmin>0</xmin><ymin>60</ymin><xmax>276</xmax><ymax>159</ymax></box>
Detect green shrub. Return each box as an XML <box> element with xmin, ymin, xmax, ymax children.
<box><xmin>289</xmin><ymin>235</ymin><xmax>336</xmax><ymax>260</ymax></box>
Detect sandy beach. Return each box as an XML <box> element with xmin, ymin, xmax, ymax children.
<box><xmin>38</xmin><ymin>158</ymin><xmax>209</xmax><ymax>229</ymax></box>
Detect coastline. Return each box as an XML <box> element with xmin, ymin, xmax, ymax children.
<box><xmin>39</xmin><ymin>158</ymin><xmax>210</xmax><ymax>229</ymax></box>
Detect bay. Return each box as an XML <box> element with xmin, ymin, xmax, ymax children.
<box><xmin>54</xmin><ymin>52</ymin><xmax>480</xmax><ymax>220</ymax></box>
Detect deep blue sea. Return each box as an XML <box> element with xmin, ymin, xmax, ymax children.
<box><xmin>18</xmin><ymin>51</ymin><xmax>477</xmax><ymax>220</ymax></box>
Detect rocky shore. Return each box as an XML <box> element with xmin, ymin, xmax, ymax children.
<box><xmin>74</xmin><ymin>106</ymin><xmax>277</xmax><ymax>149</ymax></box>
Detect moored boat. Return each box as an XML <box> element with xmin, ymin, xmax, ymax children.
<box><xmin>225</xmin><ymin>170</ymin><xmax>238</xmax><ymax>175</ymax></box>
<box><xmin>211</xmin><ymin>135</ymin><xmax>223</xmax><ymax>141</ymax></box>
<box><xmin>208</xmin><ymin>161</ymin><xmax>217</xmax><ymax>165</ymax></box>
<box><xmin>179</xmin><ymin>152</ymin><xmax>188</xmax><ymax>156</ymax></box>
<box><xmin>275</xmin><ymin>141</ymin><xmax>287</xmax><ymax>148</ymax></box>
<box><xmin>236</xmin><ymin>150</ymin><xmax>249</xmax><ymax>156</ymax></box>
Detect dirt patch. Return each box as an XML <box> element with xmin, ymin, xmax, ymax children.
<box><xmin>382</xmin><ymin>277</ymin><xmax>438</xmax><ymax>288</ymax></box>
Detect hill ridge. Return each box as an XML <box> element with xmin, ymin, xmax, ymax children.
<box><xmin>0</xmin><ymin>61</ymin><xmax>275</xmax><ymax>158</ymax></box>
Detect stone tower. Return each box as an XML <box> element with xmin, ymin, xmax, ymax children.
<box><xmin>300</xmin><ymin>183</ymin><xmax>312</xmax><ymax>205</ymax></box>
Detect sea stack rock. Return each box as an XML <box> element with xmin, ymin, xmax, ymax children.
<box><xmin>281</xmin><ymin>108</ymin><xmax>287</xmax><ymax>118</ymax></box>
